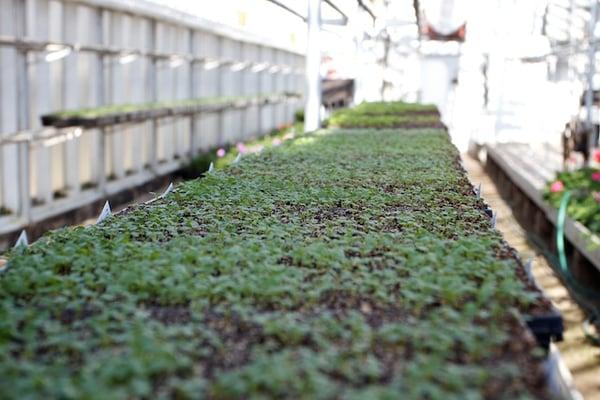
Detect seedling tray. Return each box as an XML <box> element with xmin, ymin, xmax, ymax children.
<box><xmin>2</xmin><ymin>104</ymin><xmax>556</xmax><ymax>399</ymax></box>
<box><xmin>40</xmin><ymin>93</ymin><xmax>299</xmax><ymax>129</ymax></box>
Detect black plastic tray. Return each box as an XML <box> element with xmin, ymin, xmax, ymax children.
<box><xmin>525</xmin><ymin>312</ymin><xmax>564</xmax><ymax>350</ymax></box>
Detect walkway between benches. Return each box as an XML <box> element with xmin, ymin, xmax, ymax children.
<box><xmin>462</xmin><ymin>154</ymin><xmax>600</xmax><ymax>399</ymax></box>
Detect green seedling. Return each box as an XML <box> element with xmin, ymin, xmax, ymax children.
<box><xmin>1</xmin><ymin>102</ymin><xmax>548</xmax><ymax>399</ymax></box>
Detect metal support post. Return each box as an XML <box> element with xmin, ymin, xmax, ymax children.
<box><xmin>586</xmin><ymin>0</ymin><xmax>599</xmax><ymax>164</ymax></box>
<box><xmin>304</xmin><ymin>0</ymin><xmax>321</xmax><ymax>132</ymax></box>
<box><xmin>17</xmin><ymin>141</ymin><xmax>31</xmax><ymax>223</ymax></box>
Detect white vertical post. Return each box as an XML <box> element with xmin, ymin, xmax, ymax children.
<box><xmin>220</xmin><ymin>37</ymin><xmax>234</xmax><ymax>144</ymax></box>
<box><xmin>128</xmin><ymin>16</ymin><xmax>143</xmax><ymax>174</ymax></box>
<box><xmin>149</xmin><ymin>20</ymin><xmax>158</xmax><ymax>173</ymax></box>
<box><xmin>29</xmin><ymin>0</ymin><xmax>53</xmax><ymax>205</ymax></box>
<box><xmin>63</xmin><ymin>2</ymin><xmax>80</xmax><ymax>195</ymax></box>
<box><xmin>18</xmin><ymin>141</ymin><xmax>31</xmax><ymax>222</ymax></box>
<box><xmin>85</xmin><ymin>8</ymin><xmax>104</xmax><ymax>187</ymax></box>
<box><xmin>217</xmin><ymin>35</ymin><xmax>225</xmax><ymax>146</ymax></box>
<box><xmin>98</xmin><ymin>127</ymin><xmax>107</xmax><ymax>194</ymax></box>
<box><xmin>232</xmin><ymin>40</ymin><xmax>243</xmax><ymax>142</ymax></box>
<box><xmin>189</xmin><ymin>28</ymin><xmax>196</xmax><ymax>157</ymax></box>
<box><xmin>586</xmin><ymin>0</ymin><xmax>598</xmax><ymax>163</ymax></box>
<box><xmin>305</xmin><ymin>0</ymin><xmax>321</xmax><ymax>132</ymax></box>
<box><xmin>257</xmin><ymin>46</ymin><xmax>264</xmax><ymax>136</ymax></box>
<box><xmin>568</xmin><ymin>0</ymin><xmax>575</xmax><ymax>80</ymax></box>
<box><xmin>197</xmin><ymin>32</ymin><xmax>220</xmax><ymax>150</ymax></box>
<box><xmin>239</xmin><ymin>41</ymin><xmax>247</xmax><ymax>142</ymax></box>
<box><xmin>1</xmin><ymin>0</ymin><xmax>22</xmax><ymax>215</ymax></box>
<box><xmin>109</xmin><ymin>12</ymin><xmax>125</xmax><ymax>179</ymax></box>
<box><xmin>175</xmin><ymin>27</ymin><xmax>188</xmax><ymax>158</ymax></box>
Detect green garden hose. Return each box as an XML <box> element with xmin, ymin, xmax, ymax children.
<box><xmin>556</xmin><ymin>190</ymin><xmax>600</xmax><ymax>346</ymax></box>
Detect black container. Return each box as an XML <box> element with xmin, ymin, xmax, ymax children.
<box><xmin>73</xmin><ymin>117</ymin><xmax>98</xmax><ymax>128</ymax></box>
<box><xmin>97</xmin><ymin>115</ymin><xmax>116</xmax><ymax>127</ymax></box>
<box><xmin>40</xmin><ymin>114</ymin><xmax>58</xmax><ymax>127</ymax></box>
<box><xmin>525</xmin><ymin>311</ymin><xmax>564</xmax><ymax>350</ymax></box>
<box><xmin>54</xmin><ymin>118</ymin><xmax>77</xmax><ymax>128</ymax></box>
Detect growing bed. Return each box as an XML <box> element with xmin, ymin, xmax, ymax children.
<box><xmin>0</xmin><ymin>102</ymin><xmax>557</xmax><ymax>399</ymax></box>
<box><xmin>326</xmin><ymin>101</ymin><xmax>444</xmax><ymax>129</ymax></box>
<box><xmin>40</xmin><ymin>92</ymin><xmax>300</xmax><ymax>129</ymax></box>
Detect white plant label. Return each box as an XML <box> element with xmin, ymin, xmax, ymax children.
<box><xmin>208</xmin><ymin>162</ymin><xmax>215</xmax><ymax>173</ymax></box>
<box><xmin>14</xmin><ymin>230</ymin><xmax>28</xmax><ymax>248</ymax></box>
<box><xmin>233</xmin><ymin>153</ymin><xmax>241</xmax><ymax>164</ymax></box>
<box><xmin>476</xmin><ymin>183</ymin><xmax>482</xmax><ymax>198</ymax></box>
<box><xmin>525</xmin><ymin>258</ymin><xmax>534</xmax><ymax>283</ymax></box>
<box><xmin>160</xmin><ymin>182</ymin><xmax>173</xmax><ymax>198</ymax></box>
<box><xmin>491</xmin><ymin>211</ymin><xmax>497</xmax><ymax>229</ymax></box>
<box><xmin>97</xmin><ymin>201</ymin><xmax>112</xmax><ymax>224</ymax></box>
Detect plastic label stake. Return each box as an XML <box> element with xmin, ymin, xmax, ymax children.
<box><xmin>475</xmin><ymin>183</ymin><xmax>482</xmax><ymax>198</ymax></box>
<box><xmin>14</xmin><ymin>230</ymin><xmax>28</xmax><ymax>248</ymax></box>
<box><xmin>233</xmin><ymin>153</ymin><xmax>241</xmax><ymax>164</ymax></box>
<box><xmin>525</xmin><ymin>258</ymin><xmax>534</xmax><ymax>283</ymax></box>
<box><xmin>208</xmin><ymin>162</ymin><xmax>215</xmax><ymax>173</ymax></box>
<box><xmin>97</xmin><ymin>201</ymin><xmax>112</xmax><ymax>224</ymax></box>
<box><xmin>160</xmin><ymin>182</ymin><xmax>173</xmax><ymax>198</ymax></box>
<box><xmin>491</xmin><ymin>211</ymin><xmax>497</xmax><ymax>229</ymax></box>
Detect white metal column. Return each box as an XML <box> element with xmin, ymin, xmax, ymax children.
<box><xmin>586</xmin><ymin>0</ymin><xmax>599</xmax><ymax>162</ymax></box>
<box><xmin>304</xmin><ymin>0</ymin><xmax>321</xmax><ymax>132</ymax></box>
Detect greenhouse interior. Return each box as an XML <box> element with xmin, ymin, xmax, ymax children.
<box><xmin>1</xmin><ymin>0</ymin><xmax>600</xmax><ymax>398</ymax></box>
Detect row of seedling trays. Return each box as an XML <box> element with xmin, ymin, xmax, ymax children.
<box><xmin>40</xmin><ymin>92</ymin><xmax>301</xmax><ymax>128</ymax></box>
<box><xmin>0</xmin><ymin>102</ymin><xmax>574</xmax><ymax>399</ymax></box>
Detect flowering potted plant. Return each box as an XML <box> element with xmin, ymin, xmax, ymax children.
<box><xmin>545</xmin><ymin>151</ymin><xmax>600</xmax><ymax>234</ymax></box>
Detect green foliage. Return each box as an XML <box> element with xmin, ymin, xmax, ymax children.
<box><xmin>348</xmin><ymin>101</ymin><xmax>439</xmax><ymax>115</ymax></box>
<box><xmin>326</xmin><ymin>101</ymin><xmax>441</xmax><ymax>129</ymax></box>
<box><xmin>544</xmin><ymin>168</ymin><xmax>600</xmax><ymax>233</ymax></box>
<box><xmin>179</xmin><ymin>150</ymin><xmax>219</xmax><ymax>179</ymax></box>
<box><xmin>0</xmin><ymin>124</ymin><xmax>544</xmax><ymax>398</ymax></box>
<box><xmin>180</xmin><ymin>123</ymin><xmax>303</xmax><ymax>179</ymax></box>
<box><xmin>327</xmin><ymin>113</ymin><xmax>442</xmax><ymax>129</ymax></box>
<box><xmin>44</xmin><ymin>92</ymin><xmax>299</xmax><ymax>122</ymax></box>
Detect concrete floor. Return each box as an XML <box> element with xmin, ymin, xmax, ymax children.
<box><xmin>463</xmin><ymin>154</ymin><xmax>600</xmax><ymax>399</ymax></box>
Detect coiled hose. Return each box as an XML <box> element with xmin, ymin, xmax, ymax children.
<box><xmin>556</xmin><ymin>191</ymin><xmax>600</xmax><ymax>346</ymax></box>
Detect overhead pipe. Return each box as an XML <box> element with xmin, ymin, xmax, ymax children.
<box><xmin>322</xmin><ymin>0</ymin><xmax>348</xmax><ymax>25</ymax></box>
<box><xmin>265</xmin><ymin>0</ymin><xmax>348</xmax><ymax>25</ymax></box>
<box><xmin>264</xmin><ymin>0</ymin><xmax>306</xmax><ymax>21</ymax></box>
<box><xmin>357</xmin><ymin>0</ymin><xmax>376</xmax><ymax>21</ymax></box>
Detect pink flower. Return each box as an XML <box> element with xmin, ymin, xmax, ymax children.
<box><xmin>272</xmin><ymin>138</ymin><xmax>282</xmax><ymax>147</ymax></box>
<box><xmin>592</xmin><ymin>172</ymin><xmax>600</xmax><ymax>182</ymax></box>
<box><xmin>216</xmin><ymin>148</ymin><xmax>226</xmax><ymax>158</ymax></box>
<box><xmin>550</xmin><ymin>181</ymin><xmax>564</xmax><ymax>193</ymax></box>
<box><xmin>236</xmin><ymin>143</ymin><xmax>247</xmax><ymax>154</ymax></box>
<box><xmin>593</xmin><ymin>192</ymin><xmax>600</xmax><ymax>203</ymax></box>
<box><xmin>594</xmin><ymin>150</ymin><xmax>600</xmax><ymax>163</ymax></box>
